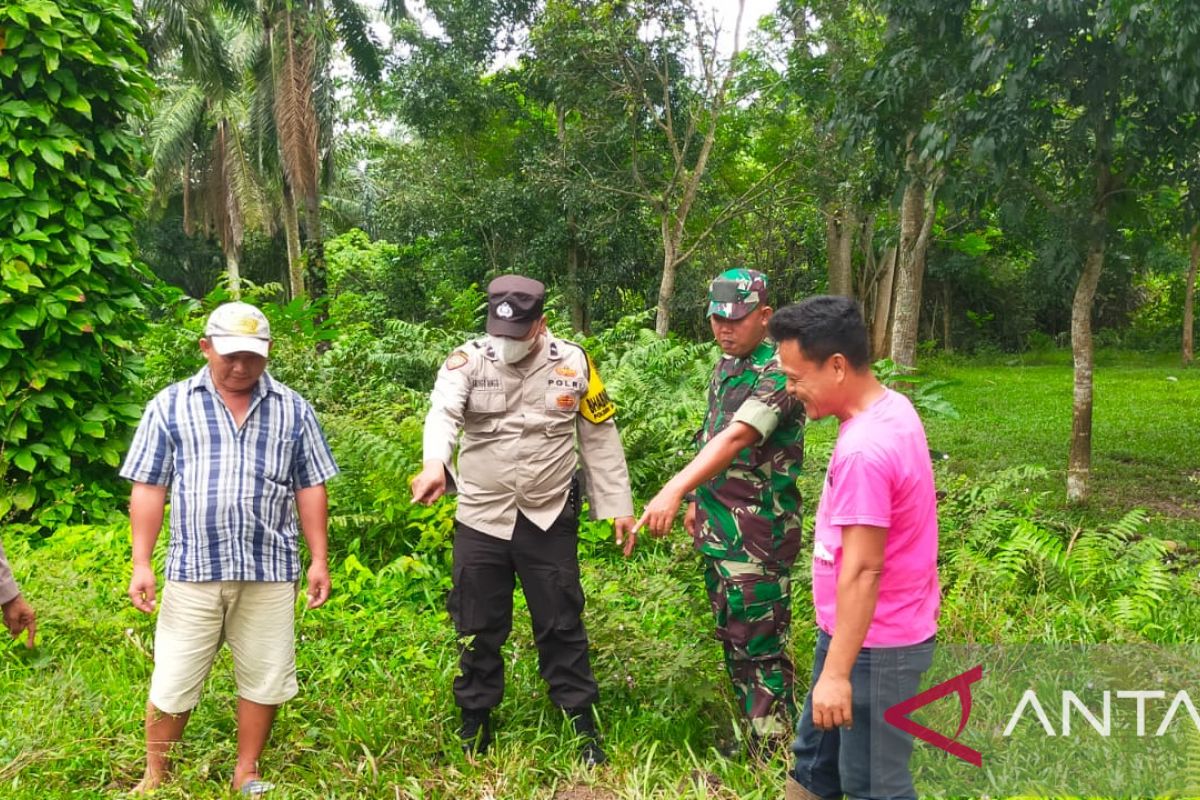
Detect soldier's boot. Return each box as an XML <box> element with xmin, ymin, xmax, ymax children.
<box><xmin>459</xmin><ymin>708</ymin><xmax>493</xmax><ymax>756</ymax></box>
<box><xmin>747</xmin><ymin>706</ymin><xmax>795</xmax><ymax>761</ymax></box>
<box><xmin>565</xmin><ymin>706</ymin><xmax>607</xmax><ymax>767</ymax></box>
<box><xmin>746</xmin><ymin>731</ymin><xmax>791</xmax><ymax>762</ymax></box>
<box><xmin>784</xmin><ymin>775</ymin><xmax>824</xmax><ymax>800</ymax></box>
<box><xmin>717</xmin><ymin>732</ymin><xmax>777</xmax><ymax>761</ymax></box>
<box><xmin>722</xmin><ymin>714</ymin><xmax>791</xmax><ymax>761</ymax></box>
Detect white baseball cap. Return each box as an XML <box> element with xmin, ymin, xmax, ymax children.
<box><xmin>204</xmin><ymin>302</ymin><xmax>271</xmax><ymax>357</ymax></box>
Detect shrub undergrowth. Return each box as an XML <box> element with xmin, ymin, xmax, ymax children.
<box><xmin>3</xmin><ymin>289</ymin><xmax>1197</xmax><ymax>797</ymax></box>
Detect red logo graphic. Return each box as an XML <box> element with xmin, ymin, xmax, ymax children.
<box><xmin>884</xmin><ymin>665</ymin><xmax>984</xmax><ymax>767</ymax></box>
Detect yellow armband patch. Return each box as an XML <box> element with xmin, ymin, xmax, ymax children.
<box><xmin>445</xmin><ymin>350</ymin><xmax>469</xmax><ymax>370</ymax></box>
<box><xmin>580</xmin><ymin>354</ymin><xmax>616</xmax><ymax>423</ymax></box>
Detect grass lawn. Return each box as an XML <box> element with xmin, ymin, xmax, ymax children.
<box><xmin>919</xmin><ymin>349</ymin><xmax>1200</xmax><ymax>544</ymax></box>
<box><xmin>2</xmin><ymin>350</ymin><xmax>1198</xmax><ymax>799</ymax></box>
<box><xmin>0</xmin><ymin>525</ymin><xmax>799</xmax><ymax>800</ymax></box>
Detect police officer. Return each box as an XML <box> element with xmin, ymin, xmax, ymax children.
<box><xmin>412</xmin><ymin>275</ymin><xmax>637</xmax><ymax>766</ymax></box>
<box><xmin>636</xmin><ymin>268</ymin><xmax>805</xmax><ymax>757</ymax></box>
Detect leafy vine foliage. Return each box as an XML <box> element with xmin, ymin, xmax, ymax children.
<box><xmin>0</xmin><ymin>0</ymin><xmax>155</xmax><ymax>530</ymax></box>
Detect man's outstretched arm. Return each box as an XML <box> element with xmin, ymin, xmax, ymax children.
<box><xmin>635</xmin><ymin>421</ymin><xmax>761</xmax><ymax>536</ymax></box>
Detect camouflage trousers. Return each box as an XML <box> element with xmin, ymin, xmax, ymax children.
<box><xmin>703</xmin><ymin>557</ymin><xmax>796</xmax><ymax>737</ymax></box>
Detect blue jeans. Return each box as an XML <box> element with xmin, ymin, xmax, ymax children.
<box><xmin>791</xmin><ymin>630</ymin><xmax>936</xmax><ymax>800</ymax></box>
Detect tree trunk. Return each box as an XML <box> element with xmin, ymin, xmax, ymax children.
<box><xmin>872</xmin><ymin>246</ymin><xmax>897</xmax><ymax>360</ymax></box>
<box><xmin>1065</xmin><ymin>106</ymin><xmax>1120</xmax><ymax>504</ymax></box>
<box><xmin>581</xmin><ymin>250</ymin><xmax>593</xmax><ymax>333</ymax></box>
<box><xmin>889</xmin><ymin>173</ymin><xmax>938</xmax><ymax>369</ymax></box>
<box><xmin>858</xmin><ymin>213</ymin><xmax>877</xmax><ymax>300</ymax></box>
<box><xmin>567</xmin><ymin>233</ymin><xmax>585</xmax><ymax>333</ymax></box>
<box><xmin>217</xmin><ymin>119</ymin><xmax>243</xmax><ymax>298</ymax></box>
<box><xmin>182</xmin><ymin>155</ymin><xmax>193</xmax><ymax>237</ymax></box>
<box><xmin>826</xmin><ymin>203</ymin><xmax>856</xmax><ymax>296</ymax></box>
<box><xmin>225</xmin><ymin>250</ymin><xmax>241</xmax><ymax>298</ymax></box>
<box><xmin>558</xmin><ymin>105</ymin><xmax>586</xmax><ymax>333</ymax></box>
<box><xmin>1067</xmin><ymin>232</ymin><xmax>1106</xmax><ymax>502</ymax></box>
<box><xmin>274</xmin><ymin>11</ymin><xmax>322</xmax><ymax>298</ymax></box>
<box><xmin>1184</xmin><ymin>225</ymin><xmax>1198</xmax><ymax>366</ymax></box>
<box><xmin>302</xmin><ymin>195</ymin><xmax>326</xmax><ymax>300</ymax></box>
<box><xmin>646</xmin><ymin>6</ymin><xmax>740</xmax><ymax>340</ymax></box>
<box><xmin>655</xmin><ymin>215</ymin><xmax>679</xmax><ymax>337</ymax></box>
<box><xmin>942</xmin><ymin>281</ymin><xmax>952</xmax><ymax>353</ymax></box>
<box><xmin>282</xmin><ymin>183</ymin><xmax>303</xmax><ymax>298</ymax></box>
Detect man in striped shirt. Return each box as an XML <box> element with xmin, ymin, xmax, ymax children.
<box><xmin>120</xmin><ymin>302</ymin><xmax>339</xmax><ymax>795</ymax></box>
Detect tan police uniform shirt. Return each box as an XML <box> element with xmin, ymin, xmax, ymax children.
<box><xmin>422</xmin><ymin>334</ymin><xmax>635</xmax><ymax>539</ymax></box>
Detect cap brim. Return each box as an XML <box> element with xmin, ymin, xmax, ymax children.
<box><xmin>486</xmin><ymin>317</ymin><xmax>535</xmax><ymax>337</ymax></box>
<box><xmin>707</xmin><ymin>301</ymin><xmax>757</xmax><ymax>320</ymax></box>
<box><xmin>210</xmin><ymin>336</ymin><xmax>269</xmax><ymax>357</ymax></box>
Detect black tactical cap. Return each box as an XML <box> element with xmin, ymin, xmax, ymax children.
<box><xmin>486</xmin><ymin>275</ymin><xmax>546</xmax><ymax>337</ymax></box>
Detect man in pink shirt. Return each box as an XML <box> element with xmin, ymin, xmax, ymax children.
<box><xmin>769</xmin><ymin>296</ymin><xmax>939</xmax><ymax>800</ymax></box>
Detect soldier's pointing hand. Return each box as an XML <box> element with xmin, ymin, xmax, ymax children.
<box><xmin>635</xmin><ymin>488</ymin><xmax>685</xmax><ymax>537</ymax></box>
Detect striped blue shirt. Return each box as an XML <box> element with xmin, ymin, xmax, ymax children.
<box><xmin>119</xmin><ymin>367</ymin><xmax>339</xmax><ymax>582</ymax></box>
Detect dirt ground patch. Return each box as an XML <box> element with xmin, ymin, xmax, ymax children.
<box><xmin>552</xmin><ymin>785</ymin><xmax>619</xmax><ymax>800</ymax></box>
<box><xmin>1140</xmin><ymin>496</ymin><xmax>1200</xmax><ymax>520</ymax></box>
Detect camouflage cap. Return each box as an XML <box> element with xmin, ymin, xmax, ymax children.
<box><xmin>707</xmin><ymin>268</ymin><xmax>768</xmax><ymax>320</ymax></box>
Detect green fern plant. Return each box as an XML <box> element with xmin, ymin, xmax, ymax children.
<box><xmin>1065</xmin><ymin>509</ymin><xmax>1170</xmax><ymax>632</ymax></box>
<box><xmin>581</xmin><ymin>322</ymin><xmax>713</xmax><ymax>498</ymax></box>
<box><xmin>873</xmin><ymin>358</ymin><xmax>960</xmax><ymax>419</ymax></box>
<box><xmin>938</xmin><ymin>468</ymin><xmax>1180</xmax><ymax>640</ymax></box>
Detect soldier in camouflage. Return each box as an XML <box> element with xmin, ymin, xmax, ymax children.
<box><xmin>637</xmin><ymin>268</ymin><xmax>805</xmax><ymax>752</ymax></box>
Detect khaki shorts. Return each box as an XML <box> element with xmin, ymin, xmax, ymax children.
<box><xmin>149</xmin><ymin>580</ymin><xmax>299</xmax><ymax>714</ymax></box>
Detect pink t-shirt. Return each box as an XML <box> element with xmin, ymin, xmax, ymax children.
<box><xmin>812</xmin><ymin>388</ymin><xmax>940</xmax><ymax>647</ymax></box>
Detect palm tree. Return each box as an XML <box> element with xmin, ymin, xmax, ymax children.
<box><xmin>248</xmin><ymin>0</ymin><xmax>403</xmax><ymax>298</ymax></box>
<box><xmin>141</xmin><ymin>0</ymin><xmax>268</xmax><ymax>296</ymax></box>
<box><xmin>142</xmin><ymin>0</ymin><xmax>404</xmax><ymax>299</ymax></box>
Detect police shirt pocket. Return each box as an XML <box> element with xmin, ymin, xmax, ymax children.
<box><xmin>467</xmin><ymin>391</ymin><xmax>506</xmax><ymax>413</ymax></box>
<box><xmin>464</xmin><ymin>392</ymin><xmax>505</xmax><ymax>434</ymax></box>
<box><xmin>545</xmin><ymin>389</ymin><xmax>579</xmax><ymax>414</ymax></box>
<box><xmin>463</xmin><ymin>414</ymin><xmax>501</xmax><ymax>435</ymax></box>
<box><xmin>542</xmin><ymin>412</ymin><xmax>576</xmax><ymax>440</ymax></box>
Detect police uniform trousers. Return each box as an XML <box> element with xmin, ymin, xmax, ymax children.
<box><xmin>447</xmin><ymin>494</ymin><xmax>599</xmax><ymax>712</ymax></box>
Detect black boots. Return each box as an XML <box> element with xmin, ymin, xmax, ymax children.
<box><xmin>459</xmin><ymin>706</ymin><xmax>606</xmax><ymax>765</ymax></box>
<box><xmin>459</xmin><ymin>708</ymin><xmax>493</xmax><ymax>756</ymax></box>
<box><xmin>565</xmin><ymin>706</ymin><xmax>607</xmax><ymax>767</ymax></box>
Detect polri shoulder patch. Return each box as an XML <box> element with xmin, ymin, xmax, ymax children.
<box><xmin>580</xmin><ymin>353</ymin><xmax>616</xmax><ymax>423</ymax></box>
<box><xmin>445</xmin><ymin>350</ymin><xmax>469</xmax><ymax>370</ymax></box>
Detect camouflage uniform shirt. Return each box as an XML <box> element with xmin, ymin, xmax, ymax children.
<box><xmin>694</xmin><ymin>339</ymin><xmax>805</xmax><ymax>566</ymax></box>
